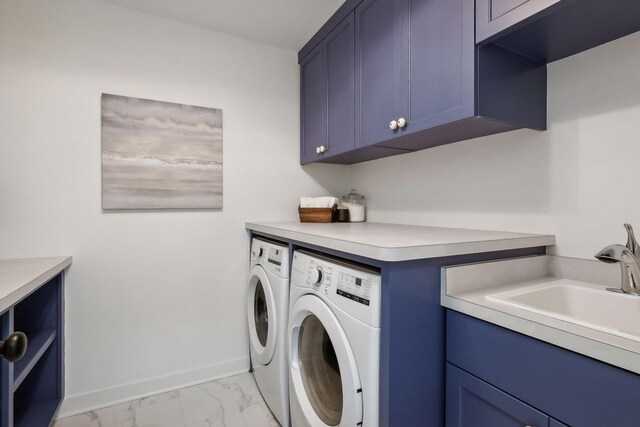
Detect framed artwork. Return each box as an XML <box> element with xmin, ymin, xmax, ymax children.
<box><xmin>101</xmin><ymin>94</ymin><xmax>223</xmax><ymax>209</ymax></box>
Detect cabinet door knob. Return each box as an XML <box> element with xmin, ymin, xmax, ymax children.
<box><xmin>316</xmin><ymin>146</ymin><xmax>321</xmax><ymax>154</ymax></box>
<box><xmin>398</xmin><ymin>117</ymin><xmax>407</xmax><ymax>128</ymax></box>
<box><xmin>0</xmin><ymin>331</ymin><xmax>28</xmax><ymax>363</ymax></box>
<box><xmin>389</xmin><ymin>120</ymin><xmax>398</xmax><ymax>130</ymax></box>
<box><xmin>319</xmin><ymin>145</ymin><xmax>327</xmax><ymax>153</ymax></box>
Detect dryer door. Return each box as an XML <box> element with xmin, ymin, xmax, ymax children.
<box><xmin>289</xmin><ymin>294</ymin><xmax>363</xmax><ymax>427</ymax></box>
<box><xmin>248</xmin><ymin>265</ymin><xmax>277</xmax><ymax>365</ymax></box>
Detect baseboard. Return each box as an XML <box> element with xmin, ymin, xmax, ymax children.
<box><xmin>57</xmin><ymin>356</ymin><xmax>250</xmax><ymax>419</ymax></box>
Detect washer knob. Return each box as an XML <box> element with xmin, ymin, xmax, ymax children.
<box><xmin>310</xmin><ymin>267</ymin><xmax>323</xmax><ymax>285</ymax></box>
<box><xmin>257</xmin><ymin>247</ymin><xmax>264</xmax><ymax>257</ymax></box>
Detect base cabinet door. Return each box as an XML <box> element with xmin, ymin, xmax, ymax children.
<box><xmin>446</xmin><ymin>363</ymin><xmax>549</xmax><ymax>427</ymax></box>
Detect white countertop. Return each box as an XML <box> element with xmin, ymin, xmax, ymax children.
<box><xmin>0</xmin><ymin>257</ymin><xmax>72</xmax><ymax>313</ymax></box>
<box><xmin>246</xmin><ymin>222</ymin><xmax>554</xmax><ymax>261</ymax></box>
<box><xmin>442</xmin><ymin>255</ymin><xmax>640</xmax><ymax>375</ymax></box>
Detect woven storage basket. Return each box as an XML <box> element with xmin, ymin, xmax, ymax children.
<box><xmin>298</xmin><ymin>204</ymin><xmax>338</xmax><ymax>223</ymax></box>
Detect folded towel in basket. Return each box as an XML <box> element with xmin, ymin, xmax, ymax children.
<box><xmin>300</xmin><ymin>197</ymin><xmax>339</xmax><ymax>208</ymax></box>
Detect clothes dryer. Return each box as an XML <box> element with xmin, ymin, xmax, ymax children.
<box><xmin>248</xmin><ymin>238</ymin><xmax>290</xmax><ymax>426</ymax></box>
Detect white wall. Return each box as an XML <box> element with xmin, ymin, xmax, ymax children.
<box><xmin>353</xmin><ymin>31</ymin><xmax>640</xmax><ymax>259</ymax></box>
<box><xmin>3</xmin><ymin>0</ymin><xmax>640</xmax><ymax>418</ymax></box>
<box><xmin>0</xmin><ymin>0</ymin><xmax>350</xmax><ymax>417</ymax></box>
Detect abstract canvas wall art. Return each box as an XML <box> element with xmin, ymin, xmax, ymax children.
<box><xmin>101</xmin><ymin>94</ymin><xmax>223</xmax><ymax>209</ymax></box>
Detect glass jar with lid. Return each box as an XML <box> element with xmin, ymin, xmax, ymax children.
<box><xmin>341</xmin><ymin>189</ymin><xmax>366</xmax><ymax>222</ymax></box>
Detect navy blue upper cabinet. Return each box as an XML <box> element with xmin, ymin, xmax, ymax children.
<box><xmin>326</xmin><ymin>15</ymin><xmax>356</xmax><ymax>160</ymax></box>
<box><xmin>477</xmin><ymin>0</ymin><xmax>640</xmax><ymax>63</ymax></box>
<box><xmin>400</xmin><ymin>0</ymin><xmax>475</xmax><ymax>138</ymax></box>
<box><xmin>446</xmin><ymin>364</ymin><xmax>549</xmax><ymax>427</ymax></box>
<box><xmin>369</xmin><ymin>0</ymin><xmax>546</xmax><ymax>154</ymax></box>
<box><xmin>300</xmin><ymin>14</ymin><xmax>356</xmax><ymax>165</ymax></box>
<box><xmin>300</xmin><ymin>46</ymin><xmax>325</xmax><ymax>164</ymax></box>
<box><xmin>354</xmin><ymin>0</ymin><xmax>403</xmax><ymax>148</ymax></box>
<box><xmin>356</xmin><ymin>0</ymin><xmax>476</xmax><ymax>148</ymax></box>
<box><xmin>476</xmin><ymin>0</ymin><xmax>564</xmax><ymax>44</ymax></box>
<box><xmin>299</xmin><ymin>0</ymin><xmax>547</xmax><ymax>164</ymax></box>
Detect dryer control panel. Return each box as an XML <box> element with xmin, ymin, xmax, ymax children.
<box><xmin>291</xmin><ymin>250</ymin><xmax>381</xmax><ymax>327</ymax></box>
<box><xmin>251</xmin><ymin>238</ymin><xmax>289</xmax><ymax>279</ymax></box>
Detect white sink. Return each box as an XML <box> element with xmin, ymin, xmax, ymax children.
<box><xmin>486</xmin><ymin>279</ymin><xmax>640</xmax><ymax>342</ymax></box>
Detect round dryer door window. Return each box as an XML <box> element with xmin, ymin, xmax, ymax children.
<box><xmin>289</xmin><ymin>294</ymin><xmax>363</xmax><ymax>427</ymax></box>
<box><xmin>299</xmin><ymin>314</ymin><xmax>343</xmax><ymax>425</ymax></box>
<box><xmin>254</xmin><ymin>281</ymin><xmax>269</xmax><ymax>347</ymax></box>
<box><xmin>247</xmin><ymin>265</ymin><xmax>277</xmax><ymax>365</ymax></box>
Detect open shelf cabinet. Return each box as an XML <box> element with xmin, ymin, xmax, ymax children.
<box><xmin>1</xmin><ymin>272</ymin><xmax>64</xmax><ymax>427</ymax></box>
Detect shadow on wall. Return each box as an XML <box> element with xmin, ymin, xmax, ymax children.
<box><xmin>349</xmin><ymin>127</ymin><xmax>560</xmax><ymax>215</ymax></box>
<box><xmin>350</xmin><ymin>31</ymin><xmax>640</xmax><ymax>216</ymax></box>
<box><xmin>549</xmin><ymin>32</ymin><xmax>640</xmax><ymax>122</ymax></box>
<box><xmin>301</xmin><ymin>162</ymin><xmax>354</xmax><ymax>198</ymax></box>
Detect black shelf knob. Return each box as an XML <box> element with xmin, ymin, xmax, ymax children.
<box><xmin>0</xmin><ymin>332</ymin><xmax>28</xmax><ymax>362</ymax></box>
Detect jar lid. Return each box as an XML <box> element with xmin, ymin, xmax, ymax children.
<box><xmin>341</xmin><ymin>189</ymin><xmax>365</xmax><ymax>200</ymax></box>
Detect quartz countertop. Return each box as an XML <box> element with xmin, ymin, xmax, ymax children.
<box><xmin>245</xmin><ymin>222</ymin><xmax>554</xmax><ymax>261</ymax></box>
<box><xmin>442</xmin><ymin>255</ymin><xmax>640</xmax><ymax>375</ymax></box>
<box><xmin>0</xmin><ymin>257</ymin><xmax>72</xmax><ymax>313</ymax></box>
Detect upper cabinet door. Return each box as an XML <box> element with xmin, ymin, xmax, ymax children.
<box><xmin>400</xmin><ymin>0</ymin><xmax>475</xmax><ymax>138</ymax></box>
<box><xmin>446</xmin><ymin>364</ymin><xmax>550</xmax><ymax>427</ymax></box>
<box><xmin>300</xmin><ymin>46</ymin><xmax>326</xmax><ymax>164</ymax></box>
<box><xmin>355</xmin><ymin>0</ymin><xmax>404</xmax><ymax>148</ymax></box>
<box><xmin>325</xmin><ymin>13</ymin><xmax>356</xmax><ymax>158</ymax></box>
<box><xmin>476</xmin><ymin>0</ymin><xmax>564</xmax><ymax>43</ymax></box>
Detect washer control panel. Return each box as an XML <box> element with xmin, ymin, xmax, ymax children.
<box><xmin>336</xmin><ymin>272</ymin><xmax>372</xmax><ymax>306</ymax></box>
<box><xmin>292</xmin><ymin>250</ymin><xmax>381</xmax><ymax>327</ymax></box>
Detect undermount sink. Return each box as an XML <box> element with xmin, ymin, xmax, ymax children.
<box><xmin>486</xmin><ymin>279</ymin><xmax>640</xmax><ymax>342</ymax></box>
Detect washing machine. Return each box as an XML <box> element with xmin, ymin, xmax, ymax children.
<box><xmin>288</xmin><ymin>250</ymin><xmax>381</xmax><ymax>427</ymax></box>
<box><xmin>248</xmin><ymin>238</ymin><xmax>290</xmax><ymax>426</ymax></box>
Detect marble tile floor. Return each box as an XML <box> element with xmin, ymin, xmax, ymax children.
<box><xmin>54</xmin><ymin>372</ymin><xmax>280</xmax><ymax>427</ymax></box>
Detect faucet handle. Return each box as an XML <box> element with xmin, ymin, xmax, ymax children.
<box><xmin>625</xmin><ymin>223</ymin><xmax>639</xmax><ymax>258</ymax></box>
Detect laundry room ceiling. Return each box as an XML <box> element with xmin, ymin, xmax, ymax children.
<box><xmin>99</xmin><ymin>0</ymin><xmax>345</xmax><ymax>51</ymax></box>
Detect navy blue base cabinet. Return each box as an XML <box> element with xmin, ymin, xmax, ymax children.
<box><xmin>251</xmin><ymin>230</ymin><xmax>545</xmax><ymax>426</ymax></box>
<box><xmin>1</xmin><ymin>273</ymin><xmax>64</xmax><ymax>427</ymax></box>
<box><xmin>446</xmin><ymin>364</ymin><xmax>549</xmax><ymax>427</ymax></box>
<box><xmin>446</xmin><ymin>310</ymin><xmax>640</xmax><ymax>427</ymax></box>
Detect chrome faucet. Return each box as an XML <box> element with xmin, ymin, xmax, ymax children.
<box><xmin>595</xmin><ymin>223</ymin><xmax>640</xmax><ymax>296</ymax></box>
